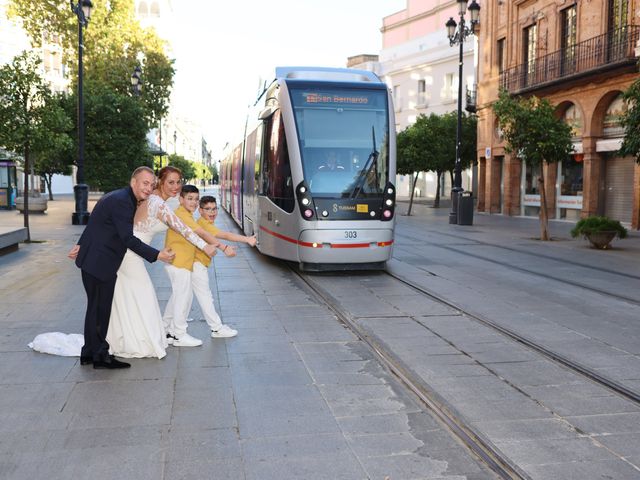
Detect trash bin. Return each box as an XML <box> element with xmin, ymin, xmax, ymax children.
<box><xmin>457</xmin><ymin>191</ymin><xmax>474</xmax><ymax>225</ymax></box>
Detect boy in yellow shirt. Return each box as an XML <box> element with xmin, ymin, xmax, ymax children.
<box><xmin>191</xmin><ymin>195</ymin><xmax>256</xmax><ymax>338</ymax></box>
<box><xmin>163</xmin><ymin>185</ymin><xmax>235</xmax><ymax>347</ymax></box>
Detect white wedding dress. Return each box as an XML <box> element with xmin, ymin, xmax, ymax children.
<box><xmin>106</xmin><ymin>194</ymin><xmax>207</xmax><ymax>358</ymax></box>
<box><xmin>29</xmin><ymin>194</ymin><xmax>206</xmax><ymax>359</ymax></box>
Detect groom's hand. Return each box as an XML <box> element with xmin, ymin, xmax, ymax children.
<box><xmin>158</xmin><ymin>247</ymin><xmax>175</xmax><ymax>263</ymax></box>
<box><xmin>68</xmin><ymin>245</ymin><xmax>80</xmax><ymax>260</ymax></box>
<box><xmin>204</xmin><ymin>244</ymin><xmax>217</xmax><ymax>257</ymax></box>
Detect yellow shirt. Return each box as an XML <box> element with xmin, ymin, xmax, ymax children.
<box><xmin>194</xmin><ymin>216</ymin><xmax>220</xmax><ymax>268</ymax></box>
<box><xmin>164</xmin><ymin>206</ymin><xmax>200</xmax><ymax>271</ymax></box>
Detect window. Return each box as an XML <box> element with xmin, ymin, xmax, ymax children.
<box><xmin>561</xmin><ymin>5</ymin><xmax>577</xmax><ymax>73</ymax></box>
<box><xmin>563</xmin><ymin>104</ymin><xmax>583</xmax><ymax>138</ymax></box>
<box><xmin>523</xmin><ymin>24</ymin><xmax>537</xmax><ymax>85</ymax></box>
<box><xmin>443</xmin><ymin>73</ymin><xmax>456</xmax><ymax>101</ymax></box>
<box><xmin>497</xmin><ymin>38</ymin><xmax>506</xmax><ymax>74</ymax></box>
<box><xmin>603</xmin><ymin>94</ymin><xmax>626</xmax><ymax>137</ymax></box>
<box><xmin>608</xmin><ymin>0</ymin><xmax>629</xmax><ymax>60</ymax></box>
<box><xmin>417</xmin><ymin>79</ymin><xmax>427</xmax><ymax>106</ymax></box>
<box><xmin>560</xmin><ymin>157</ymin><xmax>583</xmax><ymax>196</ymax></box>
<box><xmin>261</xmin><ymin>110</ymin><xmax>294</xmax><ymax>212</ymax></box>
<box><xmin>525</xmin><ymin>163</ymin><xmax>541</xmax><ymax>195</ymax></box>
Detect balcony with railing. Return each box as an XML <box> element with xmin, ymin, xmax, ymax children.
<box><xmin>500</xmin><ymin>26</ymin><xmax>640</xmax><ymax>94</ymax></box>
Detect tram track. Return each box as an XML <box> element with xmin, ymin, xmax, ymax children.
<box><xmin>290</xmin><ymin>266</ymin><xmax>530</xmax><ymax>480</ymax></box>
<box><xmin>394</xmin><ymin>230</ymin><xmax>640</xmax><ymax>307</ymax></box>
<box><xmin>384</xmin><ymin>265</ymin><xmax>640</xmax><ymax>406</ymax></box>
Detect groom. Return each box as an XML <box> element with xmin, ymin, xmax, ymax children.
<box><xmin>68</xmin><ymin>166</ymin><xmax>175</xmax><ymax>369</ymax></box>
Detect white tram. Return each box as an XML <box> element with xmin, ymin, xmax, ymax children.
<box><xmin>220</xmin><ymin>66</ymin><xmax>396</xmax><ymax>271</ymax></box>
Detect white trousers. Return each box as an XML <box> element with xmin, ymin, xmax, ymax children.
<box><xmin>163</xmin><ymin>264</ymin><xmax>192</xmax><ymax>337</ymax></box>
<box><xmin>190</xmin><ymin>262</ymin><xmax>222</xmax><ymax>330</ymax></box>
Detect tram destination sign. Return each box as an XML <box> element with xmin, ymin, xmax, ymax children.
<box><xmin>303</xmin><ymin>92</ymin><xmax>370</xmax><ymax>105</ymax></box>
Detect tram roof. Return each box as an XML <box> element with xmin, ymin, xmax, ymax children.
<box><xmin>275</xmin><ymin>66</ymin><xmax>382</xmax><ymax>85</ymax></box>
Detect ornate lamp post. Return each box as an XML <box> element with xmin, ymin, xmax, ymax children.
<box><xmin>130</xmin><ymin>65</ymin><xmax>142</xmax><ymax>96</ymax></box>
<box><xmin>445</xmin><ymin>0</ymin><xmax>480</xmax><ymax>224</ymax></box>
<box><xmin>71</xmin><ymin>0</ymin><xmax>93</xmax><ymax>225</ymax></box>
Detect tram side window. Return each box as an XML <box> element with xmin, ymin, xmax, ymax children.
<box><xmin>262</xmin><ymin>110</ymin><xmax>294</xmax><ymax>213</ymax></box>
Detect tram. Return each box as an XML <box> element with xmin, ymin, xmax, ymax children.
<box><xmin>220</xmin><ymin>66</ymin><xmax>396</xmax><ymax>271</ymax></box>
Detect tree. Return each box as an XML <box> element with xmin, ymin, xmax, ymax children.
<box><xmin>167</xmin><ymin>154</ymin><xmax>195</xmax><ymax>183</ymax></box>
<box><xmin>208</xmin><ymin>164</ymin><xmax>218</xmax><ymax>184</ymax></box>
<box><xmin>0</xmin><ymin>51</ymin><xmax>53</xmax><ymax>241</ymax></box>
<box><xmin>31</xmin><ymin>93</ymin><xmax>74</xmax><ymax>200</ymax></box>
<box><xmin>59</xmin><ymin>84</ymin><xmax>152</xmax><ymax>192</ymax></box>
<box><xmin>493</xmin><ymin>90</ymin><xmax>573</xmax><ymax>240</ymax></box>
<box><xmin>8</xmin><ymin>0</ymin><xmax>174</xmax><ymax>128</ymax></box>
<box><xmin>396</xmin><ymin>127</ymin><xmax>422</xmax><ymax>215</ymax></box>
<box><xmin>619</xmin><ymin>77</ymin><xmax>640</xmax><ymax>163</ymax></box>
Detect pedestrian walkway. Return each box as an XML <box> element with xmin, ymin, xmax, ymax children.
<box><xmin>1</xmin><ymin>194</ymin><xmax>639</xmax><ymax>479</ymax></box>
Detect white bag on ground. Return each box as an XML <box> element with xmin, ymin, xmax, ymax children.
<box><xmin>28</xmin><ymin>332</ymin><xmax>83</xmax><ymax>357</ymax></box>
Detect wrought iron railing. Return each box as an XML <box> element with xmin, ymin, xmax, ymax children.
<box><xmin>500</xmin><ymin>26</ymin><xmax>640</xmax><ymax>94</ymax></box>
<box><xmin>465</xmin><ymin>84</ymin><xmax>477</xmax><ymax>113</ymax></box>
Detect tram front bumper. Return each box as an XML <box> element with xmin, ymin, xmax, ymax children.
<box><xmin>298</xmin><ymin>228</ymin><xmax>394</xmax><ymax>265</ymax></box>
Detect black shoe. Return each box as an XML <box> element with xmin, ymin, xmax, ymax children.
<box><xmin>80</xmin><ymin>356</ymin><xmax>93</xmax><ymax>365</ymax></box>
<box><xmin>93</xmin><ymin>355</ymin><xmax>131</xmax><ymax>370</ymax></box>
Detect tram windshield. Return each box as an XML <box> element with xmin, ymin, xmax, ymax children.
<box><xmin>289</xmin><ymin>85</ymin><xmax>389</xmax><ymax>198</ymax></box>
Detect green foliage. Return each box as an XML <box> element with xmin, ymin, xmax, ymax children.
<box><xmin>493</xmin><ymin>90</ymin><xmax>574</xmax><ymax>167</ymax></box>
<box><xmin>168</xmin><ymin>154</ymin><xmax>196</xmax><ymax>182</ymax></box>
<box><xmin>208</xmin><ymin>164</ymin><xmax>218</xmax><ymax>182</ymax></box>
<box><xmin>60</xmin><ymin>85</ymin><xmax>152</xmax><ymax>192</ymax></box>
<box><xmin>31</xmin><ymin>93</ymin><xmax>75</xmax><ymax>199</ymax></box>
<box><xmin>570</xmin><ymin>216</ymin><xmax>628</xmax><ymax>239</ymax></box>
<box><xmin>8</xmin><ymin>0</ymin><xmax>174</xmax><ymax>128</ymax></box>
<box><xmin>396</xmin><ymin>127</ymin><xmax>421</xmax><ymax>176</ymax></box>
<box><xmin>619</xmin><ymin>78</ymin><xmax>640</xmax><ymax>162</ymax></box>
<box><xmin>0</xmin><ymin>51</ymin><xmax>50</xmax><ymax>162</ymax></box>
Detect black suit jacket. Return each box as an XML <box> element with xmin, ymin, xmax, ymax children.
<box><xmin>75</xmin><ymin>186</ymin><xmax>159</xmax><ymax>281</ymax></box>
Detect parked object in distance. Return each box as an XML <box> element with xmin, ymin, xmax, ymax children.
<box><xmin>220</xmin><ymin>67</ymin><xmax>397</xmax><ymax>271</ymax></box>
<box><xmin>570</xmin><ymin>216</ymin><xmax>627</xmax><ymax>249</ymax></box>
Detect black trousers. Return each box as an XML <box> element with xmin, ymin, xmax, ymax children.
<box><xmin>81</xmin><ymin>270</ymin><xmax>117</xmax><ymax>361</ymax></box>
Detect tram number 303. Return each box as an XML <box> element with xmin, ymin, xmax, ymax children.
<box><xmin>344</xmin><ymin>231</ymin><xmax>358</xmax><ymax>239</ymax></box>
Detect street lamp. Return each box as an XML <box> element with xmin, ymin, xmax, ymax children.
<box><xmin>71</xmin><ymin>0</ymin><xmax>93</xmax><ymax>225</ymax></box>
<box><xmin>445</xmin><ymin>0</ymin><xmax>480</xmax><ymax>224</ymax></box>
<box><xmin>130</xmin><ymin>65</ymin><xmax>142</xmax><ymax>96</ymax></box>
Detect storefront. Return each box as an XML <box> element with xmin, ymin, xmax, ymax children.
<box><xmin>0</xmin><ymin>161</ymin><xmax>17</xmax><ymax>210</ymax></box>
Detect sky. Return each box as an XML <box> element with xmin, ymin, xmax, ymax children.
<box><xmin>168</xmin><ymin>0</ymin><xmax>406</xmax><ymax>160</ymax></box>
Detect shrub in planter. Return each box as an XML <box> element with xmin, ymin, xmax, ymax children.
<box><xmin>571</xmin><ymin>216</ymin><xmax>627</xmax><ymax>249</ymax></box>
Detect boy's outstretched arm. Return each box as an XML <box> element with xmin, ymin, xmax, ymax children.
<box><xmin>216</xmin><ymin>231</ymin><xmax>257</xmax><ymax>247</ymax></box>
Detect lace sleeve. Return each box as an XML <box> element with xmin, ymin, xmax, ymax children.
<box><xmin>153</xmin><ymin>197</ymin><xmax>207</xmax><ymax>250</ymax></box>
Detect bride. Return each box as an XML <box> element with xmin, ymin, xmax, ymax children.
<box><xmin>105</xmin><ymin>166</ymin><xmax>224</xmax><ymax>359</ymax></box>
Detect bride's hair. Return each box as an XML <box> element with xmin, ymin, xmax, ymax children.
<box><xmin>157</xmin><ymin>166</ymin><xmax>182</xmax><ymax>186</ymax></box>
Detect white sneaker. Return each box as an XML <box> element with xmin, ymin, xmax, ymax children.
<box><xmin>186</xmin><ymin>317</ymin><xmax>194</xmax><ymax>322</ymax></box>
<box><xmin>166</xmin><ymin>333</ymin><xmax>177</xmax><ymax>345</ymax></box>
<box><xmin>211</xmin><ymin>325</ymin><xmax>238</xmax><ymax>338</ymax></box>
<box><xmin>173</xmin><ymin>333</ymin><xmax>203</xmax><ymax>347</ymax></box>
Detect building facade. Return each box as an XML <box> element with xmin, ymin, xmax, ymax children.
<box><xmin>379</xmin><ymin>0</ymin><xmax>478</xmax><ymax>199</ymax></box>
<box><xmin>477</xmin><ymin>0</ymin><xmax>640</xmax><ymax>228</ymax></box>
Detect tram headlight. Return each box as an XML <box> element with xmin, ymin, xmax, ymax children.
<box><xmin>299</xmin><ymin>186</ymin><xmax>306</xmax><ymax>193</ymax></box>
<box><xmin>322</xmin><ymin>210</ymin><xmax>329</xmax><ymax>217</ymax></box>
<box><xmin>301</xmin><ymin>198</ymin><xmax>310</xmax><ymax>206</ymax></box>
<box><xmin>387</xmin><ymin>187</ymin><xmax>394</xmax><ymax>195</ymax></box>
<box><xmin>385</xmin><ymin>199</ymin><xmax>393</xmax><ymax>206</ymax></box>
<box><xmin>370</xmin><ymin>211</ymin><xmax>376</xmax><ymax>217</ymax></box>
